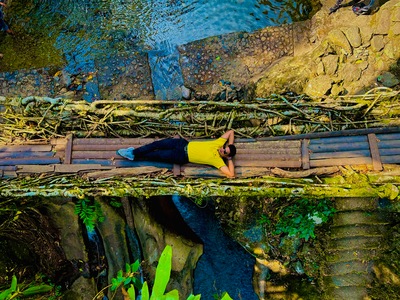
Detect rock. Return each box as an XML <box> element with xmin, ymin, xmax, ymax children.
<box><xmin>331</xmin><ymin>83</ymin><xmax>345</xmax><ymax>96</ymax></box>
<box><xmin>374</xmin><ymin>8</ymin><xmax>392</xmax><ymax>35</ymax></box>
<box><xmin>383</xmin><ymin>39</ymin><xmax>400</xmax><ymax>59</ymax></box>
<box><xmin>131</xmin><ymin>197</ymin><xmax>203</xmax><ymax>299</ymax></box>
<box><xmin>316</xmin><ymin>59</ymin><xmax>324</xmax><ymax>75</ymax></box>
<box><xmin>341</xmin><ymin>26</ymin><xmax>362</xmax><ymax>48</ymax></box>
<box><xmin>326</xmin><ymin>29</ymin><xmax>353</xmax><ymax>55</ymax></box>
<box><xmin>322</xmin><ymin>55</ymin><xmax>339</xmax><ymax>75</ymax></box>
<box><xmin>370</xmin><ymin>35</ymin><xmax>386</xmax><ymax>52</ymax></box>
<box><xmin>181</xmin><ymin>85</ymin><xmax>191</xmax><ymax>99</ymax></box>
<box><xmin>340</xmin><ymin>63</ymin><xmax>362</xmax><ymax>83</ymax></box>
<box><xmin>377</xmin><ymin>72</ymin><xmax>400</xmax><ymax>87</ymax></box>
<box><xmin>304</xmin><ymin>75</ymin><xmax>333</xmax><ymax>98</ymax></box>
<box><xmin>390</xmin><ymin>22</ymin><xmax>400</xmax><ymax>36</ymax></box>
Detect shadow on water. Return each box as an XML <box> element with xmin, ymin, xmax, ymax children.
<box><xmin>172</xmin><ymin>195</ymin><xmax>258</xmax><ymax>300</ymax></box>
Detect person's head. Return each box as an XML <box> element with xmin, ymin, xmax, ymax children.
<box><xmin>218</xmin><ymin>144</ymin><xmax>236</xmax><ymax>158</ymax></box>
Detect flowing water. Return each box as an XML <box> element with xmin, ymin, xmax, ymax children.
<box><xmin>3</xmin><ymin>0</ymin><xmax>317</xmax><ymax>72</ymax></box>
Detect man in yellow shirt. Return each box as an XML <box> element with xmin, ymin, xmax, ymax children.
<box><xmin>117</xmin><ymin>130</ymin><xmax>236</xmax><ymax>178</ymax></box>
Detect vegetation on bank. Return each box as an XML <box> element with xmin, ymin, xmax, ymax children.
<box><xmin>0</xmin><ymin>88</ymin><xmax>399</xmax><ymax>142</ymax></box>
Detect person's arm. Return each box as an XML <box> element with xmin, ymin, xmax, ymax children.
<box><xmin>0</xmin><ymin>3</ymin><xmax>6</xmax><ymax>7</ymax></box>
<box><xmin>219</xmin><ymin>159</ymin><xmax>235</xmax><ymax>178</ymax></box>
<box><xmin>221</xmin><ymin>130</ymin><xmax>234</xmax><ymax>145</ymax></box>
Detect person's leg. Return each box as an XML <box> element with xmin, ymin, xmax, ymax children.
<box><xmin>135</xmin><ymin>138</ymin><xmax>189</xmax><ymax>164</ymax></box>
<box><xmin>117</xmin><ymin>138</ymin><xmax>188</xmax><ymax>164</ymax></box>
<box><xmin>134</xmin><ymin>138</ymin><xmax>179</xmax><ymax>157</ymax></box>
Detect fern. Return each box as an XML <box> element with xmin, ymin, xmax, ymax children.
<box><xmin>74</xmin><ymin>198</ymin><xmax>105</xmax><ymax>232</ymax></box>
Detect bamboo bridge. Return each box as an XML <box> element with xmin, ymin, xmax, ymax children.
<box><xmin>1</xmin><ymin>127</ymin><xmax>400</xmax><ymax>179</ymax></box>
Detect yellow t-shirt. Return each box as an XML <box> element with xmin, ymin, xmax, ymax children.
<box><xmin>187</xmin><ymin>137</ymin><xmax>227</xmax><ymax>169</ymax></box>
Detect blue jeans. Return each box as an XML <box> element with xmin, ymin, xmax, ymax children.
<box><xmin>134</xmin><ymin>138</ymin><xmax>189</xmax><ymax>165</ymax></box>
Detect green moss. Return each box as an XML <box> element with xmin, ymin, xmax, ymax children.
<box><xmin>0</xmin><ymin>0</ymin><xmax>64</xmax><ymax>72</ymax></box>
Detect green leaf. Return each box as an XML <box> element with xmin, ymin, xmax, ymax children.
<box><xmin>111</xmin><ymin>278</ymin><xmax>119</xmax><ymax>291</ymax></box>
<box><xmin>164</xmin><ymin>289</ymin><xmax>179</xmax><ymax>300</ymax></box>
<box><xmin>0</xmin><ymin>288</ymin><xmax>13</xmax><ymax>300</ymax></box>
<box><xmin>10</xmin><ymin>275</ymin><xmax>17</xmax><ymax>292</ymax></box>
<box><xmin>150</xmin><ymin>245</ymin><xmax>172</xmax><ymax>299</ymax></box>
<box><xmin>125</xmin><ymin>263</ymin><xmax>131</xmax><ymax>274</ymax></box>
<box><xmin>186</xmin><ymin>294</ymin><xmax>201</xmax><ymax>300</ymax></box>
<box><xmin>21</xmin><ymin>285</ymin><xmax>53</xmax><ymax>296</ymax></box>
<box><xmin>131</xmin><ymin>260</ymin><xmax>140</xmax><ymax>272</ymax></box>
<box><xmin>220</xmin><ymin>292</ymin><xmax>233</xmax><ymax>300</ymax></box>
<box><xmin>127</xmin><ymin>285</ymin><xmax>136</xmax><ymax>300</ymax></box>
<box><xmin>141</xmin><ymin>282</ymin><xmax>150</xmax><ymax>300</ymax></box>
<box><xmin>124</xmin><ymin>277</ymin><xmax>132</xmax><ymax>286</ymax></box>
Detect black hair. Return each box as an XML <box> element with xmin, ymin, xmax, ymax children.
<box><xmin>228</xmin><ymin>144</ymin><xmax>236</xmax><ymax>157</ymax></box>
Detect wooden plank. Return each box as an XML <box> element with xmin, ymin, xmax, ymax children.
<box><xmin>235</xmin><ymin>160</ymin><xmax>301</xmax><ymax>168</ymax></box>
<box><xmin>73</xmin><ymin>138</ymin><xmax>155</xmax><ymax>146</ymax></box>
<box><xmin>377</xmin><ymin>140</ymin><xmax>400</xmax><ymax>149</ymax></box>
<box><xmin>73</xmin><ymin>144</ymin><xmax>141</xmax><ymax>151</ymax></box>
<box><xmin>368</xmin><ymin>133</ymin><xmax>383</xmax><ymax>171</ymax></box>
<box><xmin>310</xmin><ymin>150</ymin><xmax>371</xmax><ymax>160</ymax></box>
<box><xmin>376</xmin><ymin>133</ymin><xmax>400</xmax><ymax>141</ymax></box>
<box><xmin>0</xmin><ymin>151</ymin><xmax>54</xmax><ymax>159</ymax></box>
<box><xmin>310</xmin><ymin>157</ymin><xmax>372</xmax><ymax>167</ymax></box>
<box><xmin>50</xmin><ymin>138</ymin><xmax>68</xmax><ymax>146</ymax></box>
<box><xmin>181</xmin><ymin>166</ymin><xmax>272</xmax><ymax>178</ymax></box>
<box><xmin>71</xmin><ymin>159</ymin><xmax>173</xmax><ymax>169</ymax></box>
<box><xmin>0</xmin><ymin>145</ymin><xmax>52</xmax><ymax>152</ymax></box>
<box><xmin>234</xmin><ymin>153</ymin><xmax>301</xmax><ymax>161</ymax></box>
<box><xmin>301</xmin><ymin>139</ymin><xmax>310</xmax><ymax>170</ymax></box>
<box><xmin>310</xmin><ymin>135</ymin><xmax>368</xmax><ymax>145</ymax></box>
<box><xmin>55</xmin><ymin>164</ymin><xmax>115</xmax><ymax>173</ymax></box>
<box><xmin>173</xmin><ymin>164</ymin><xmax>181</xmax><ymax>176</ymax></box>
<box><xmin>236</xmin><ymin>148</ymin><xmax>301</xmax><ymax>155</ymax></box>
<box><xmin>236</xmin><ymin>140</ymin><xmax>301</xmax><ymax>149</ymax></box>
<box><xmin>309</xmin><ymin>141</ymin><xmax>369</xmax><ymax>153</ymax></box>
<box><xmin>380</xmin><ymin>148</ymin><xmax>400</xmax><ymax>156</ymax></box>
<box><xmin>72</xmin><ymin>150</ymin><xmax>120</xmax><ymax>159</ymax></box>
<box><xmin>64</xmin><ymin>134</ymin><xmax>73</xmax><ymax>164</ymax></box>
<box><xmin>381</xmin><ymin>155</ymin><xmax>400</xmax><ymax>164</ymax></box>
<box><xmin>84</xmin><ymin>166</ymin><xmax>167</xmax><ymax>179</ymax></box>
<box><xmin>0</xmin><ymin>166</ymin><xmax>17</xmax><ymax>171</ymax></box>
<box><xmin>0</xmin><ymin>157</ymin><xmax>60</xmax><ymax>166</ymax></box>
<box><xmin>258</xmin><ymin>126</ymin><xmax>400</xmax><ymax>141</ymax></box>
<box><xmin>3</xmin><ymin>171</ymin><xmax>17</xmax><ymax>178</ymax></box>
<box><xmin>16</xmin><ymin>165</ymin><xmax>55</xmax><ymax>173</ymax></box>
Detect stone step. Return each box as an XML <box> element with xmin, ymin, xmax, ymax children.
<box><xmin>330</xmin><ymin>224</ymin><xmax>387</xmax><ymax>239</ymax></box>
<box><xmin>324</xmin><ymin>260</ymin><xmax>372</xmax><ymax>276</ymax></box>
<box><xmin>334</xmin><ymin>197</ymin><xmax>379</xmax><ymax>211</ymax></box>
<box><xmin>325</xmin><ymin>249</ymin><xmax>380</xmax><ymax>263</ymax></box>
<box><xmin>323</xmin><ymin>273</ymin><xmax>372</xmax><ymax>287</ymax></box>
<box><xmin>327</xmin><ymin>236</ymin><xmax>383</xmax><ymax>251</ymax></box>
<box><xmin>332</xmin><ymin>211</ymin><xmax>390</xmax><ymax>226</ymax></box>
<box><xmin>326</xmin><ymin>286</ymin><xmax>368</xmax><ymax>300</ymax></box>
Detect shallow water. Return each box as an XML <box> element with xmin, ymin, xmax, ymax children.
<box><xmin>9</xmin><ymin>0</ymin><xmax>315</xmax><ymax>69</ymax></box>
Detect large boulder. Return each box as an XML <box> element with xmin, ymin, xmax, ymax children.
<box><xmin>131</xmin><ymin>197</ymin><xmax>203</xmax><ymax>299</ymax></box>
<box><xmin>255</xmin><ymin>0</ymin><xmax>400</xmax><ymax>98</ymax></box>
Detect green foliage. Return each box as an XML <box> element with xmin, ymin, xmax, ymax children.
<box><xmin>74</xmin><ymin>198</ymin><xmax>105</xmax><ymax>232</ymax></box>
<box><xmin>274</xmin><ymin>198</ymin><xmax>336</xmax><ymax>241</ymax></box>
<box><xmin>0</xmin><ymin>275</ymin><xmax>53</xmax><ymax>300</ymax></box>
<box><xmin>105</xmin><ymin>245</ymin><xmax>213</xmax><ymax>300</ymax></box>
